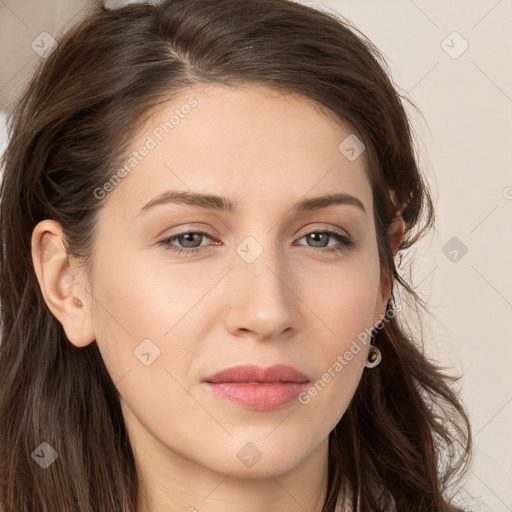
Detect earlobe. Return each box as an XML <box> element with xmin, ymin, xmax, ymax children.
<box><xmin>31</xmin><ymin>220</ymin><xmax>95</xmax><ymax>348</ymax></box>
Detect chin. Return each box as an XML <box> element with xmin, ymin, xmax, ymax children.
<box><xmin>197</xmin><ymin>437</ymin><xmax>312</xmax><ymax>479</ymax></box>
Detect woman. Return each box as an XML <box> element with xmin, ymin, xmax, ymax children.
<box><xmin>0</xmin><ymin>0</ymin><xmax>472</xmax><ymax>510</ymax></box>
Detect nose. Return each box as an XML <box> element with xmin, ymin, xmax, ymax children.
<box><xmin>223</xmin><ymin>238</ymin><xmax>301</xmax><ymax>341</ymax></box>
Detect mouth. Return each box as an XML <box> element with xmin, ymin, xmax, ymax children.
<box><xmin>202</xmin><ymin>363</ymin><xmax>309</xmax><ymax>384</ymax></box>
<box><xmin>202</xmin><ymin>364</ymin><xmax>310</xmax><ymax>411</ymax></box>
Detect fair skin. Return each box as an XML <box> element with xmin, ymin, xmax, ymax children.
<box><xmin>31</xmin><ymin>84</ymin><xmax>404</xmax><ymax>512</ymax></box>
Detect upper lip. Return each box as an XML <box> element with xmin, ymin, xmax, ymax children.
<box><xmin>202</xmin><ymin>364</ymin><xmax>309</xmax><ymax>384</ymax></box>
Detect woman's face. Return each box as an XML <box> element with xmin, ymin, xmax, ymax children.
<box><xmin>43</xmin><ymin>84</ymin><xmax>395</xmax><ymax>479</ymax></box>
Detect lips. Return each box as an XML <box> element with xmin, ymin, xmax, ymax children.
<box><xmin>202</xmin><ymin>364</ymin><xmax>309</xmax><ymax>384</ymax></box>
<box><xmin>201</xmin><ymin>364</ymin><xmax>310</xmax><ymax>410</ymax></box>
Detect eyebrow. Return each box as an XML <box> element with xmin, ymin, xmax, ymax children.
<box><xmin>136</xmin><ymin>190</ymin><xmax>366</xmax><ymax>216</ymax></box>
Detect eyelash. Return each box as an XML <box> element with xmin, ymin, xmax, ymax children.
<box><xmin>158</xmin><ymin>228</ymin><xmax>355</xmax><ymax>256</ymax></box>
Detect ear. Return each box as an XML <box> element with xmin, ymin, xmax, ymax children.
<box><xmin>31</xmin><ymin>220</ymin><xmax>95</xmax><ymax>348</ymax></box>
<box><xmin>389</xmin><ymin>213</ymin><xmax>405</xmax><ymax>258</ymax></box>
<box><xmin>375</xmin><ymin>213</ymin><xmax>406</xmax><ymax>323</ymax></box>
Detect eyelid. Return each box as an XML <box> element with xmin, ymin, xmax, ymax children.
<box><xmin>161</xmin><ymin>224</ymin><xmax>218</xmax><ymax>239</ymax></box>
<box><xmin>296</xmin><ymin>223</ymin><xmax>352</xmax><ymax>240</ymax></box>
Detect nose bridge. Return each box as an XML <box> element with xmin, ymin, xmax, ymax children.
<box><xmin>225</xmin><ymin>232</ymin><xmax>298</xmax><ymax>338</ymax></box>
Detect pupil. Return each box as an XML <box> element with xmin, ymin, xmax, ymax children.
<box><xmin>181</xmin><ymin>233</ymin><xmax>200</xmax><ymax>247</ymax></box>
<box><xmin>310</xmin><ymin>233</ymin><xmax>326</xmax><ymax>247</ymax></box>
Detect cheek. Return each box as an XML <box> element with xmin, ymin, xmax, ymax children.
<box><xmin>89</xmin><ymin>251</ymin><xmax>221</xmax><ymax>384</ymax></box>
<box><xmin>296</xmin><ymin>255</ymin><xmax>380</xmax><ymax>406</ymax></box>
<box><xmin>93</xmin><ymin>239</ymin><xmax>191</xmax><ymax>330</ymax></box>
<box><xmin>302</xmin><ymin>252</ymin><xmax>381</xmax><ymax>340</ymax></box>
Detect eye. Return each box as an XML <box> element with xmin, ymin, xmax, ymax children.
<box><xmin>158</xmin><ymin>229</ymin><xmax>217</xmax><ymax>256</ymax></box>
<box><xmin>295</xmin><ymin>230</ymin><xmax>354</xmax><ymax>255</ymax></box>
<box><xmin>157</xmin><ymin>229</ymin><xmax>354</xmax><ymax>256</ymax></box>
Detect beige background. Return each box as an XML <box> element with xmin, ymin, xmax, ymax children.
<box><xmin>0</xmin><ymin>0</ymin><xmax>90</xmax><ymax>110</ymax></box>
<box><xmin>1</xmin><ymin>1</ymin><xmax>511</xmax><ymax>510</ymax></box>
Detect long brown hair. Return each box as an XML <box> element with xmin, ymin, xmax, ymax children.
<box><xmin>0</xmin><ymin>1</ymin><xmax>472</xmax><ymax>510</ymax></box>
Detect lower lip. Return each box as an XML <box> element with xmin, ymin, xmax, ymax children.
<box><xmin>202</xmin><ymin>382</ymin><xmax>309</xmax><ymax>411</ymax></box>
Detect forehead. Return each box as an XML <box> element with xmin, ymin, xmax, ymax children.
<box><xmin>102</xmin><ymin>83</ymin><xmax>372</xmax><ymax>219</ymax></box>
